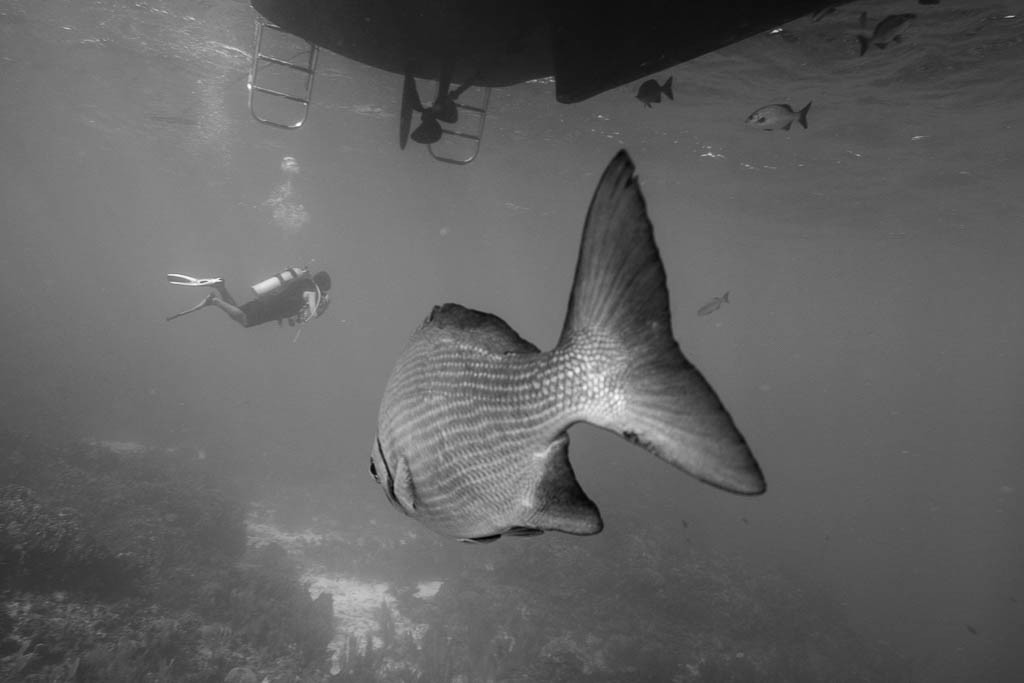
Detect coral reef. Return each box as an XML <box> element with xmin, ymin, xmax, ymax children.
<box><xmin>0</xmin><ymin>430</ymin><xmax>908</xmax><ymax>681</ymax></box>
<box><xmin>0</xmin><ymin>431</ymin><xmax>334</xmax><ymax>682</ymax></box>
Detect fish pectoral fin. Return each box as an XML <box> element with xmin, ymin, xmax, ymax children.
<box><xmin>392</xmin><ymin>455</ymin><xmax>418</xmax><ymax>513</ymax></box>
<box><xmin>525</xmin><ymin>434</ymin><xmax>603</xmax><ymax>536</ymax></box>
<box><xmin>458</xmin><ymin>535</ymin><xmax>501</xmax><ymax>544</ymax></box>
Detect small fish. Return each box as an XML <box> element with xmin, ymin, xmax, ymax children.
<box><xmin>858</xmin><ymin>13</ymin><xmax>916</xmax><ymax>56</ymax></box>
<box><xmin>371</xmin><ymin>151</ymin><xmax>765</xmax><ymax>543</ymax></box>
<box><xmin>966</xmin><ymin>624</ymin><xmax>978</xmax><ymax>636</ymax></box>
<box><xmin>745</xmin><ymin>102</ymin><xmax>812</xmax><ymax>131</ymax></box>
<box><xmin>636</xmin><ymin>76</ymin><xmax>674</xmax><ymax>108</ymax></box>
<box><xmin>697</xmin><ymin>291</ymin><xmax>730</xmax><ymax>317</ymax></box>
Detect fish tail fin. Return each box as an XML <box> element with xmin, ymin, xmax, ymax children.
<box><xmin>798</xmin><ymin>101</ymin><xmax>812</xmax><ymax>129</ymax></box>
<box><xmin>858</xmin><ymin>35</ymin><xmax>870</xmax><ymax>56</ymax></box>
<box><xmin>557</xmin><ymin>151</ymin><xmax>765</xmax><ymax>495</ymax></box>
<box><xmin>722</xmin><ymin>291</ymin><xmax>730</xmax><ymax>303</ymax></box>
<box><xmin>663</xmin><ymin>76</ymin><xmax>674</xmax><ymax>101</ymax></box>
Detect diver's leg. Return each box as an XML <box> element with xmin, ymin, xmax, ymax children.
<box><xmin>209</xmin><ymin>281</ymin><xmax>239</xmax><ymax>307</ymax></box>
<box><xmin>436</xmin><ymin>59</ymin><xmax>453</xmax><ymax>103</ymax></box>
<box><xmin>207</xmin><ymin>295</ymin><xmax>248</xmax><ymax>327</ymax></box>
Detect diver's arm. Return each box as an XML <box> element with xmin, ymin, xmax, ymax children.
<box><xmin>302</xmin><ymin>290</ymin><xmax>318</xmax><ymax>322</ymax></box>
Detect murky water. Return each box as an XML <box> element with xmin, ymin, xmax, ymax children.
<box><xmin>1</xmin><ymin>1</ymin><xmax>1022</xmax><ymax>681</ymax></box>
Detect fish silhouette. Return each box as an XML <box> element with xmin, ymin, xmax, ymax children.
<box><xmin>636</xmin><ymin>77</ymin><xmax>674</xmax><ymax>108</ymax></box>
<box><xmin>698</xmin><ymin>292</ymin><xmax>730</xmax><ymax>317</ymax></box>
<box><xmin>371</xmin><ymin>151</ymin><xmax>764</xmax><ymax>543</ymax></box>
<box><xmin>858</xmin><ymin>13</ymin><xmax>916</xmax><ymax>56</ymax></box>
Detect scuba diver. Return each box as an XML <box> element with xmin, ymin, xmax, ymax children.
<box><xmin>166</xmin><ymin>267</ymin><xmax>331</xmax><ymax>328</ymax></box>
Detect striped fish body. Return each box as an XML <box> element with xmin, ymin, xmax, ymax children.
<box><xmin>372</xmin><ymin>151</ymin><xmax>765</xmax><ymax>543</ymax></box>
<box><xmin>376</xmin><ymin>306</ymin><xmax>621</xmax><ymax>541</ymax></box>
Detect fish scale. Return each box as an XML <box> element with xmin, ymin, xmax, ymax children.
<box><xmin>371</xmin><ymin>151</ymin><xmax>765</xmax><ymax>542</ymax></box>
<box><xmin>381</xmin><ymin>342</ymin><xmax>602</xmax><ymax>535</ymax></box>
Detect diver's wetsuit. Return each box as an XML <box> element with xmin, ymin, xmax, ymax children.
<box><xmin>239</xmin><ymin>278</ymin><xmax>318</xmax><ymax>327</ymax></box>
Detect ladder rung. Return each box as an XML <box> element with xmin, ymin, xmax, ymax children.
<box><xmin>248</xmin><ymin>19</ymin><xmax>318</xmax><ymax>129</ymax></box>
<box><xmin>250</xmin><ymin>85</ymin><xmax>312</xmax><ymax>105</ymax></box>
<box><xmin>257</xmin><ymin>54</ymin><xmax>315</xmax><ymax>73</ymax></box>
<box><xmin>440</xmin><ymin>129</ymin><xmax>481</xmax><ymax>141</ymax></box>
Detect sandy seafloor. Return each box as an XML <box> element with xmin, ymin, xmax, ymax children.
<box><xmin>246</xmin><ymin>509</ymin><xmax>443</xmax><ymax>675</ymax></box>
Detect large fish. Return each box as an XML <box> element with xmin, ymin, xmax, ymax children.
<box><xmin>371</xmin><ymin>151</ymin><xmax>765</xmax><ymax>543</ymax></box>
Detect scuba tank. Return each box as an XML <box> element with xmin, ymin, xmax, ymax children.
<box><xmin>251</xmin><ymin>266</ymin><xmax>308</xmax><ymax>298</ymax></box>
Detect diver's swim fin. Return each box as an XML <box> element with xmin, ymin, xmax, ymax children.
<box><xmin>165</xmin><ymin>296</ymin><xmax>213</xmax><ymax>322</ymax></box>
<box><xmin>167</xmin><ymin>273</ymin><xmax>223</xmax><ymax>287</ymax></box>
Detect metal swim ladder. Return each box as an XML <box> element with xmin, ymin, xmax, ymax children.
<box><xmin>248</xmin><ymin>20</ymin><xmax>319</xmax><ymax>129</ymax></box>
<box><xmin>428</xmin><ymin>84</ymin><xmax>492</xmax><ymax>165</ymax></box>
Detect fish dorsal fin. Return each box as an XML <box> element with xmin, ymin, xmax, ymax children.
<box><xmin>421</xmin><ymin>303</ymin><xmax>539</xmax><ymax>355</ymax></box>
<box><xmin>525</xmin><ymin>433</ymin><xmax>603</xmax><ymax>536</ymax></box>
